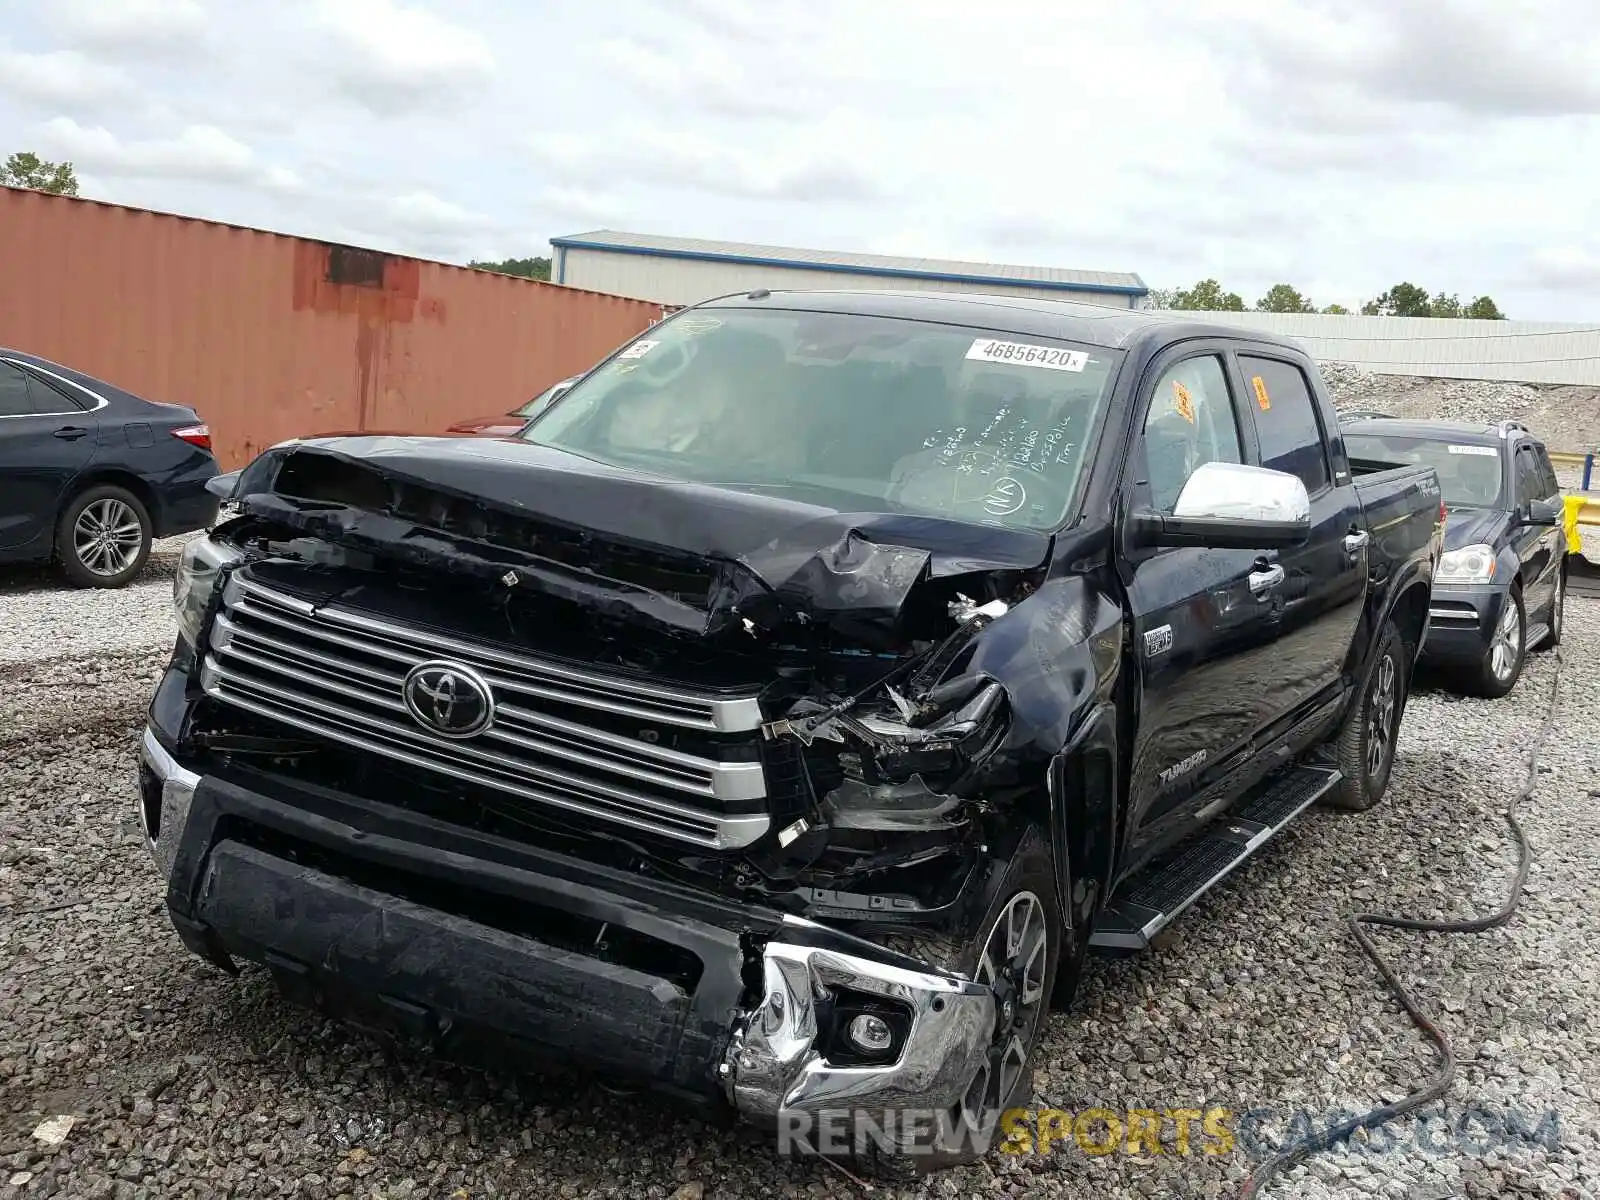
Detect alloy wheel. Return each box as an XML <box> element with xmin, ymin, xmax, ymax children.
<box><xmin>72</xmin><ymin>498</ymin><xmax>144</xmax><ymax>578</ymax></box>
<box><xmin>957</xmin><ymin>891</ymin><xmax>1051</xmax><ymax>1135</ymax></box>
<box><xmin>1489</xmin><ymin>600</ymin><xmax>1521</xmax><ymax>681</ymax></box>
<box><xmin>1367</xmin><ymin>652</ymin><xmax>1396</xmax><ymax>782</ymax></box>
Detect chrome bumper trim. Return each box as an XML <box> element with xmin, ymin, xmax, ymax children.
<box><xmin>725</xmin><ymin>941</ymin><xmax>994</xmax><ymax>1124</ymax></box>
<box><xmin>138</xmin><ymin>726</ymin><xmax>201</xmax><ymax>880</ymax></box>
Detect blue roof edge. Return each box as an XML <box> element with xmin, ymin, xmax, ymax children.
<box><xmin>547</xmin><ymin>236</ymin><xmax>1149</xmax><ymax>297</ymax></box>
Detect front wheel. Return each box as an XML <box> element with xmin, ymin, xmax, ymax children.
<box><xmin>1324</xmin><ymin>618</ymin><xmax>1409</xmax><ymax>811</ymax></box>
<box><xmin>57</xmin><ymin>485</ymin><xmax>153</xmax><ymax>589</ymax></box>
<box><xmin>1467</xmin><ymin>588</ymin><xmax>1525</xmax><ymax>698</ymax></box>
<box><xmin>860</xmin><ymin>833</ymin><xmax>1061</xmax><ymax>1179</ymax></box>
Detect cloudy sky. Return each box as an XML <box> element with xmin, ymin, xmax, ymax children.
<box><xmin>3</xmin><ymin>0</ymin><xmax>1598</xmax><ymax>319</ymax></box>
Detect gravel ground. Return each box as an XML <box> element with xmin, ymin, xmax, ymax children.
<box><xmin>3</xmin><ymin>588</ymin><xmax>1598</xmax><ymax>1199</ymax></box>
<box><xmin>0</xmin><ymin>537</ymin><xmax>194</xmax><ymax>666</ymax></box>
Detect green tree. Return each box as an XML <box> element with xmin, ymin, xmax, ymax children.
<box><xmin>1464</xmin><ymin>295</ymin><xmax>1506</xmax><ymax>320</ymax></box>
<box><xmin>1145</xmin><ymin>287</ymin><xmax>1177</xmax><ymax>309</ymax></box>
<box><xmin>1365</xmin><ymin>282</ymin><xmax>1434</xmax><ymax>317</ymax></box>
<box><xmin>1</xmin><ymin>151</ymin><xmax>79</xmax><ymax>195</ymax></box>
<box><xmin>1430</xmin><ymin>292</ymin><xmax>1463</xmax><ymax>318</ymax></box>
<box><xmin>1256</xmin><ymin>283</ymin><xmax>1315</xmax><ymax>313</ymax></box>
<box><xmin>1321</xmin><ymin>303</ymin><xmax>1351</xmax><ymax>315</ymax></box>
<box><xmin>468</xmin><ymin>255</ymin><xmax>551</xmax><ymax>281</ymax></box>
<box><xmin>1170</xmin><ymin>278</ymin><xmax>1246</xmax><ymax>312</ymax></box>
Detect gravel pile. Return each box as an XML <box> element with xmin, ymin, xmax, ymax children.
<box><xmin>2</xmin><ymin>586</ymin><xmax>1598</xmax><ymax>1199</ymax></box>
<box><xmin>0</xmin><ymin>536</ymin><xmax>193</xmax><ymax>666</ymax></box>
<box><xmin>1323</xmin><ymin>363</ymin><xmax>1600</xmax><ymax>456</ymax></box>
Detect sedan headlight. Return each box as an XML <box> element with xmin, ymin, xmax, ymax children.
<box><xmin>174</xmin><ymin>535</ymin><xmax>242</xmax><ymax>645</ymax></box>
<box><xmin>1436</xmin><ymin>543</ymin><xmax>1497</xmax><ymax>585</ymax></box>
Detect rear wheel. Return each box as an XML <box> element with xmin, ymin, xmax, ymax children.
<box><xmin>1533</xmin><ymin>565</ymin><xmax>1564</xmax><ymax>651</ymax></box>
<box><xmin>57</xmin><ymin>485</ymin><xmax>152</xmax><ymax>589</ymax></box>
<box><xmin>1467</xmin><ymin>588</ymin><xmax>1525</xmax><ymax>697</ymax></box>
<box><xmin>1324</xmin><ymin>618</ymin><xmax>1408</xmax><ymax>811</ymax></box>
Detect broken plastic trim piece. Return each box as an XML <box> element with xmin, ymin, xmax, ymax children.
<box><xmin>823</xmin><ymin>773</ymin><xmax>965</xmax><ymax>831</ymax></box>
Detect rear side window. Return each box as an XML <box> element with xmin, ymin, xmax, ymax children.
<box><xmin>1237</xmin><ymin>356</ymin><xmax>1331</xmax><ymax>493</ymax></box>
<box><xmin>0</xmin><ymin>363</ymin><xmax>30</xmax><ymax>417</ymax></box>
<box><xmin>23</xmin><ymin>371</ymin><xmax>85</xmax><ymax>414</ymax></box>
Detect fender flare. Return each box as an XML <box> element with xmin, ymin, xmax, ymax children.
<box><xmin>1045</xmin><ymin>701</ymin><xmax>1119</xmax><ymax>993</ymax></box>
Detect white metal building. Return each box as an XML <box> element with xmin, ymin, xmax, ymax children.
<box><xmin>550</xmin><ymin>230</ymin><xmax>1148</xmax><ymax>310</ymax></box>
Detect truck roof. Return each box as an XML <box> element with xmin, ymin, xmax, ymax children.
<box><xmin>697</xmin><ymin>289</ymin><xmax>1308</xmax><ymax>355</ymax></box>
<box><xmin>1340</xmin><ymin>418</ymin><xmax>1532</xmax><ymax>445</ymax></box>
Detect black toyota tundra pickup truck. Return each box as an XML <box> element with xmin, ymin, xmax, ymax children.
<box><xmin>139</xmin><ymin>292</ymin><xmax>1442</xmax><ymax>1171</ymax></box>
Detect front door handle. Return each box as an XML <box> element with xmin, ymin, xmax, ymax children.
<box><xmin>52</xmin><ymin>426</ymin><xmax>89</xmax><ymax>440</ymax></box>
<box><xmin>1248</xmin><ymin>563</ymin><xmax>1285</xmax><ymax>596</ymax></box>
<box><xmin>1343</xmin><ymin>530</ymin><xmax>1370</xmax><ymax>555</ymax></box>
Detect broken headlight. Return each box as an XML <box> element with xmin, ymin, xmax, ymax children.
<box><xmin>173</xmin><ymin>534</ymin><xmax>242</xmax><ymax>646</ymax></box>
<box><xmin>819</xmin><ymin>681</ymin><xmax>1008</xmax><ymax>831</ymax></box>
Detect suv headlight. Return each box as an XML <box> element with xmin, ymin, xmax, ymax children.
<box><xmin>1436</xmin><ymin>543</ymin><xmax>1497</xmax><ymax>585</ymax></box>
<box><xmin>174</xmin><ymin>535</ymin><xmax>242</xmax><ymax>645</ymax></box>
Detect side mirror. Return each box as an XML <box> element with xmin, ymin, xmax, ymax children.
<box><xmin>205</xmin><ymin>470</ymin><xmax>240</xmax><ymax>501</ymax></box>
<box><xmin>1132</xmin><ymin>461</ymin><xmax>1312</xmax><ymax>550</ymax></box>
<box><xmin>1521</xmin><ymin>499</ymin><xmax>1561</xmax><ymax>527</ymax></box>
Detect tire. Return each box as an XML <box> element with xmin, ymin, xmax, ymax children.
<box><xmin>1532</xmin><ymin>564</ymin><xmax>1565</xmax><ymax>652</ymax></box>
<box><xmin>852</xmin><ymin>831</ymin><xmax>1062</xmax><ymax>1180</ymax></box>
<box><xmin>56</xmin><ymin>485</ymin><xmax>152</xmax><ymax>589</ymax></box>
<box><xmin>1465</xmin><ymin>587</ymin><xmax>1525</xmax><ymax>698</ymax></box>
<box><xmin>1324</xmin><ymin>618</ymin><xmax>1409</xmax><ymax>811</ymax></box>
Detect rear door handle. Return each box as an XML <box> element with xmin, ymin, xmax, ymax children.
<box><xmin>1248</xmin><ymin>563</ymin><xmax>1285</xmax><ymax>596</ymax></box>
<box><xmin>52</xmin><ymin>426</ymin><xmax>89</xmax><ymax>440</ymax></box>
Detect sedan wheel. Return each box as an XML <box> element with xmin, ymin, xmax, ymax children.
<box><xmin>74</xmin><ymin>498</ymin><xmax>145</xmax><ymax>578</ymax></box>
<box><xmin>57</xmin><ymin>485</ymin><xmax>153</xmax><ymax>589</ymax></box>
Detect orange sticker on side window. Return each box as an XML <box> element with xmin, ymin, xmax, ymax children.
<box><xmin>1252</xmin><ymin>375</ymin><xmax>1271</xmax><ymax>410</ymax></box>
<box><xmin>1172</xmin><ymin>381</ymin><xmax>1196</xmax><ymax>424</ymax></box>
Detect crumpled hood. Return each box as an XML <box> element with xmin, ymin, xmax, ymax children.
<box><xmin>228</xmin><ymin>435</ymin><xmax>1051</xmax><ymax>642</ymax></box>
<box><xmin>1442</xmin><ymin>505</ymin><xmax>1510</xmax><ymax>552</ymax></box>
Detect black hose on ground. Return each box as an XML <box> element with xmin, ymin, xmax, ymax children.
<box><xmin>1239</xmin><ymin>647</ymin><xmax>1564</xmax><ymax>1199</ymax></box>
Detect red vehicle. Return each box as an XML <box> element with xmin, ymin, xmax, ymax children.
<box><xmin>445</xmin><ymin>375</ymin><xmax>579</xmax><ymax>438</ymax></box>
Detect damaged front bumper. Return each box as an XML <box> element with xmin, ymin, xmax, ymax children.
<box><xmin>137</xmin><ymin>721</ymin><xmax>995</xmax><ymax>1130</ymax></box>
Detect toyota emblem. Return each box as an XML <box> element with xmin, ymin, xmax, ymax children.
<box><xmin>402</xmin><ymin>661</ymin><xmax>496</xmax><ymax>739</ymax></box>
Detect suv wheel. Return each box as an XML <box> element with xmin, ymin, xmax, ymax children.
<box><xmin>1533</xmin><ymin>565</ymin><xmax>1564</xmax><ymax>651</ymax></box>
<box><xmin>1470</xmin><ymin>588</ymin><xmax>1525</xmax><ymax>697</ymax></box>
<box><xmin>1324</xmin><ymin>618</ymin><xmax>1409</xmax><ymax>811</ymax></box>
<box><xmin>57</xmin><ymin>485</ymin><xmax>152</xmax><ymax>589</ymax></box>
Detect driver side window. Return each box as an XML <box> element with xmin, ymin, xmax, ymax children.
<box><xmin>1142</xmin><ymin>355</ymin><xmax>1242</xmax><ymax>512</ymax></box>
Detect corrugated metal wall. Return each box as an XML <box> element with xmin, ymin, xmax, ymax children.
<box><xmin>0</xmin><ymin>188</ymin><xmax>661</xmax><ymax>468</ymax></box>
<box><xmin>559</xmin><ymin>246</ymin><xmax>1141</xmax><ymax>310</ymax></box>
<box><xmin>1150</xmin><ymin>310</ymin><xmax>1600</xmax><ymax>386</ymax></box>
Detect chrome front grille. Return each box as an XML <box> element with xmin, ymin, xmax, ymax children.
<box><xmin>201</xmin><ymin>574</ymin><xmax>771</xmax><ymax>849</ymax></box>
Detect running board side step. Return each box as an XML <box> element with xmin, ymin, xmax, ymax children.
<box><xmin>1089</xmin><ymin>765</ymin><xmax>1342</xmax><ymax>952</ymax></box>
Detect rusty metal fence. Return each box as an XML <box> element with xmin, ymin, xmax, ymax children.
<box><xmin>0</xmin><ymin>187</ymin><xmax>661</xmax><ymax>468</ymax></box>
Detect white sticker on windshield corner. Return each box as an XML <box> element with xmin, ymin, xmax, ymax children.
<box><xmin>966</xmin><ymin>338</ymin><xmax>1088</xmax><ymax>372</ymax></box>
<box><xmin>617</xmin><ymin>339</ymin><xmax>659</xmax><ymax>360</ymax></box>
<box><xmin>1447</xmin><ymin>444</ymin><xmax>1498</xmax><ymax>456</ymax></box>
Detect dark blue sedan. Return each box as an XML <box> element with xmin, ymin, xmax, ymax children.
<box><xmin>0</xmin><ymin>349</ymin><xmax>219</xmax><ymax>588</ymax></box>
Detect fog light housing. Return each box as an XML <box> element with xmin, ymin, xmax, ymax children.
<box><xmin>848</xmin><ymin>1013</ymin><xmax>894</xmax><ymax>1053</ymax></box>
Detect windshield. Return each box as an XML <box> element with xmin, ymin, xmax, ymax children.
<box><xmin>521</xmin><ymin>308</ymin><xmax>1122</xmax><ymax>530</ymax></box>
<box><xmin>1345</xmin><ymin>433</ymin><xmax>1504</xmax><ymax>507</ymax></box>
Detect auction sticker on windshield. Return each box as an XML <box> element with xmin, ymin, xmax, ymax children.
<box><xmin>617</xmin><ymin>339</ymin><xmax>660</xmax><ymax>360</ymax></box>
<box><xmin>1447</xmin><ymin>444</ymin><xmax>1498</xmax><ymax>456</ymax></box>
<box><xmin>966</xmin><ymin>338</ymin><xmax>1088</xmax><ymax>372</ymax></box>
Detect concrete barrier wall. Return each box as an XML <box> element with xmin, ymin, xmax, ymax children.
<box><xmin>1149</xmin><ymin>310</ymin><xmax>1600</xmax><ymax>386</ymax></box>
<box><xmin>0</xmin><ymin>187</ymin><xmax>662</xmax><ymax>468</ymax></box>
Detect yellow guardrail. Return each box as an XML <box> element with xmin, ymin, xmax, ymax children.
<box><xmin>1549</xmin><ymin>451</ymin><xmax>1592</xmax><ymax>468</ymax></box>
